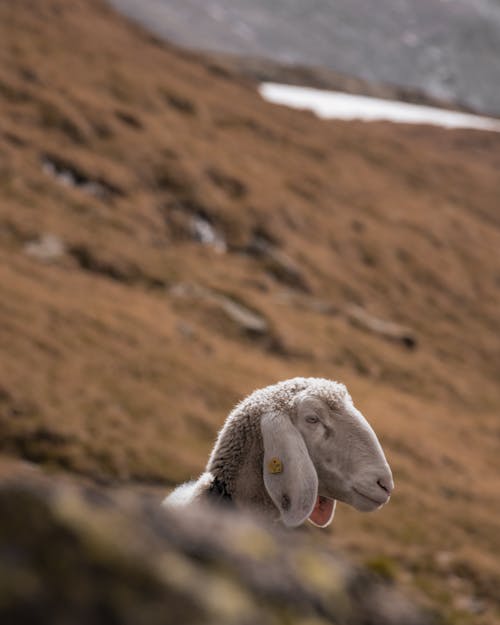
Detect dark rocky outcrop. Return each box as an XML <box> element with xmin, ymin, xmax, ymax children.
<box><xmin>0</xmin><ymin>474</ymin><xmax>433</xmax><ymax>625</ymax></box>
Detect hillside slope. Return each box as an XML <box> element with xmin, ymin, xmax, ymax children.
<box><xmin>1</xmin><ymin>1</ymin><xmax>500</xmax><ymax>623</ymax></box>
<box><xmin>109</xmin><ymin>0</ymin><xmax>500</xmax><ymax>115</ymax></box>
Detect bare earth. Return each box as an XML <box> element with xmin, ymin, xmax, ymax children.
<box><xmin>1</xmin><ymin>2</ymin><xmax>500</xmax><ymax>623</ymax></box>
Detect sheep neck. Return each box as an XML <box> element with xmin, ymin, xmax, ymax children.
<box><xmin>206</xmin><ymin>411</ymin><xmax>270</xmax><ymax>509</ymax></box>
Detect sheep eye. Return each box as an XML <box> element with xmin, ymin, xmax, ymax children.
<box><xmin>305</xmin><ymin>415</ymin><xmax>319</xmax><ymax>424</ymax></box>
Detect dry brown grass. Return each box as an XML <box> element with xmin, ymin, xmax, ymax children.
<box><xmin>1</xmin><ymin>1</ymin><xmax>500</xmax><ymax>622</ymax></box>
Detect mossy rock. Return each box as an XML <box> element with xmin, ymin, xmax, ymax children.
<box><xmin>0</xmin><ymin>474</ymin><xmax>433</xmax><ymax>625</ymax></box>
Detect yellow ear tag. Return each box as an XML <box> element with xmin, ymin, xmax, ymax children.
<box><xmin>268</xmin><ymin>457</ymin><xmax>283</xmax><ymax>474</ymax></box>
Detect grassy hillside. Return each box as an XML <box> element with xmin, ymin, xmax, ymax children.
<box><xmin>1</xmin><ymin>1</ymin><xmax>499</xmax><ymax>623</ymax></box>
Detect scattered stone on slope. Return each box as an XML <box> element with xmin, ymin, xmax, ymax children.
<box><xmin>170</xmin><ymin>282</ymin><xmax>268</xmax><ymax>335</ymax></box>
<box><xmin>161</xmin><ymin>198</ymin><xmax>227</xmax><ymax>253</ymax></box>
<box><xmin>206</xmin><ymin>167</ymin><xmax>247</xmax><ymax>199</ymax></box>
<box><xmin>68</xmin><ymin>243</ymin><xmax>166</xmax><ymax>288</ymax></box>
<box><xmin>0</xmin><ymin>473</ymin><xmax>434</xmax><ymax>625</ymax></box>
<box><xmin>275</xmin><ymin>289</ymin><xmax>339</xmax><ymax>315</ymax></box>
<box><xmin>191</xmin><ymin>213</ymin><xmax>227</xmax><ymax>253</ymax></box>
<box><xmin>244</xmin><ymin>235</ymin><xmax>311</xmax><ymax>293</ymax></box>
<box><xmin>24</xmin><ymin>233</ymin><xmax>66</xmax><ymax>263</ymax></box>
<box><xmin>41</xmin><ymin>154</ymin><xmax>123</xmax><ymax>200</ymax></box>
<box><xmin>345</xmin><ymin>305</ymin><xmax>417</xmax><ymax>350</ymax></box>
<box><xmin>160</xmin><ymin>88</ymin><xmax>197</xmax><ymax>115</ymax></box>
<box><xmin>114</xmin><ymin>109</ymin><xmax>144</xmax><ymax>130</ymax></box>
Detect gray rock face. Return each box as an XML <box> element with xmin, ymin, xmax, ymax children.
<box><xmin>109</xmin><ymin>0</ymin><xmax>500</xmax><ymax>115</ymax></box>
<box><xmin>0</xmin><ymin>474</ymin><xmax>433</xmax><ymax>625</ymax></box>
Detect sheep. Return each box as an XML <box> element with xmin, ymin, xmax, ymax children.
<box><xmin>162</xmin><ymin>377</ymin><xmax>394</xmax><ymax>527</ymax></box>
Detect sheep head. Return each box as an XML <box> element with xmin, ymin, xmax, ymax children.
<box><xmin>261</xmin><ymin>384</ymin><xmax>393</xmax><ymax>528</ymax></box>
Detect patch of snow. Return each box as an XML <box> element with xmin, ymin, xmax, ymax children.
<box><xmin>259</xmin><ymin>83</ymin><xmax>500</xmax><ymax>132</ymax></box>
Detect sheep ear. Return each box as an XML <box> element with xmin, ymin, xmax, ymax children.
<box><xmin>261</xmin><ymin>411</ymin><xmax>318</xmax><ymax>527</ymax></box>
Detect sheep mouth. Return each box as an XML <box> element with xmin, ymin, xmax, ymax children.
<box><xmin>352</xmin><ymin>487</ymin><xmax>388</xmax><ymax>507</ymax></box>
<box><xmin>308</xmin><ymin>495</ymin><xmax>336</xmax><ymax>527</ymax></box>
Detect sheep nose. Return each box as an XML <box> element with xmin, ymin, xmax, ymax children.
<box><xmin>377</xmin><ymin>476</ymin><xmax>394</xmax><ymax>495</ymax></box>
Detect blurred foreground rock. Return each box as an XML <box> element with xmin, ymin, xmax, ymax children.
<box><xmin>0</xmin><ymin>474</ymin><xmax>433</xmax><ymax>625</ymax></box>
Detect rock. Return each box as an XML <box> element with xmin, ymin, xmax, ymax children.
<box><xmin>162</xmin><ymin>199</ymin><xmax>227</xmax><ymax>253</ymax></box>
<box><xmin>41</xmin><ymin>154</ymin><xmax>122</xmax><ymax>200</ymax></box>
<box><xmin>0</xmin><ymin>474</ymin><xmax>434</xmax><ymax>625</ymax></box>
<box><xmin>24</xmin><ymin>233</ymin><xmax>66</xmax><ymax>262</ymax></box>
<box><xmin>170</xmin><ymin>283</ymin><xmax>268</xmax><ymax>335</ymax></box>
<box><xmin>190</xmin><ymin>214</ymin><xmax>227</xmax><ymax>253</ymax></box>
<box><xmin>216</xmin><ymin>296</ymin><xmax>268</xmax><ymax>335</ymax></box>
<box><xmin>345</xmin><ymin>305</ymin><xmax>417</xmax><ymax>350</ymax></box>
<box><xmin>245</xmin><ymin>236</ymin><xmax>311</xmax><ymax>293</ymax></box>
<box><xmin>275</xmin><ymin>289</ymin><xmax>338</xmax><ymax>315</ymax></box>
<box><xmin>206</xmin><ymin>167</ymin><xmax>247</xmax><ymax>199</ymax></box>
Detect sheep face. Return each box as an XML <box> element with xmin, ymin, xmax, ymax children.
<box><xmin>293</xmin><ymin>392</ymin><xmax>394</xmax><ymax>516</ymax></box>
<box><xmin>260</xmin><ymin>389</ymin><xmax>393</xmax><ymax>528</ymax></box>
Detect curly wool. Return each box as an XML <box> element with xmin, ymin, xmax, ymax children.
<box><xmin>206</xmin><ymin>377</ymin><xmax>351</xmax><ymax>494</ymax></box>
